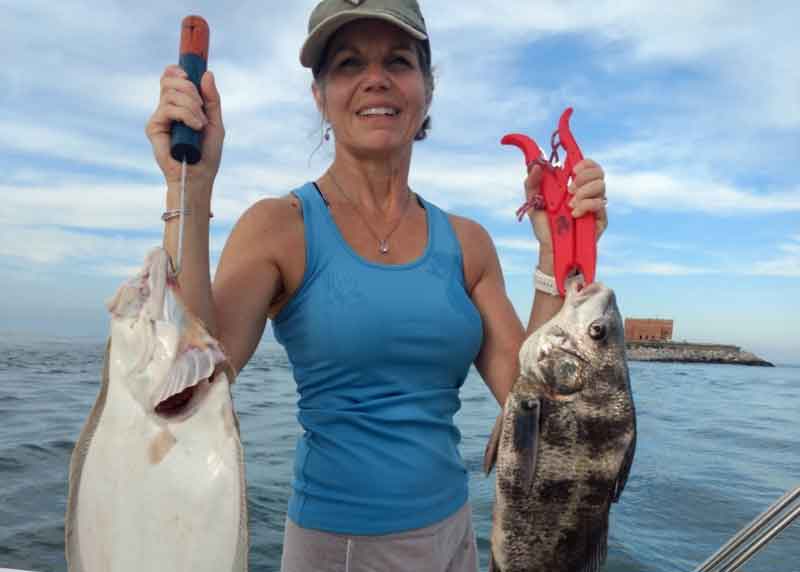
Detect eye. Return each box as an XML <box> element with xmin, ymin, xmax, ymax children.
<box><xmin>335</xmin><ymin>56</ymin><xmax>361</xmax><ymax>69</ymax></box>
<box><xmin>387</xmin><ymin>53</ymin><xmax>415</xmax><ymax>69</ymax></box>
<box><xmin>588</xmin><ymin>320</ymin><xmax>607</xmax><ymax>341</ymax></box>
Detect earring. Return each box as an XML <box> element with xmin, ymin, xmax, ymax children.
<box><xmin>324</xmin><ymin>124</ymin><xmax>332</xmax><ymax>141</ymax></box>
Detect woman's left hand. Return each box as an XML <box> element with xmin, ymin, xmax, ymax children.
<box><xmin>525</xmin><ymin>158</ymin><xmax>608</xmax><ymax>255</ymax></box>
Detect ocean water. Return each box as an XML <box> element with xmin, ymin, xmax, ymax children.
<box><xmin>0</xmin><ymin>333</ymin><xmax>798</xmax><ymax>572</ymax></box>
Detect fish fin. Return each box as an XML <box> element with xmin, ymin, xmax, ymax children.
<box><xmin>153</xmin><ymin>344</ymin><xmax>226</xmax><ymax>411</ymax></box>
<box><xmin>483</xmin><ymin>413</ymin><xmax>504</xmax><ymax>475</ymax></box>
<box><xmin>513</xmin><ymin>397</ymin><xmax>541</xmax><ymax>493</ymax></box>
<box><xmin>612</xmin><ymin>427</ymin><xmax>636</xmax><ymax>502</ymax></box>
<box><xmin>576</xmin><ymin>510</ymin><xmax>609</xmax><ymax>572</ymax></box>
<box><xmin>66</xmin><ymin>337</ymin><xmax>112</xmax><ymax>570</ymax></box>
<box><xmin>612</xmin><ymin>379</ymin><xmax>637</xmax><ymax>502</ymax></box>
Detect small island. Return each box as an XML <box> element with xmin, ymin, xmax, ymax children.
<box><xmin>625</xmin><ymin>340</ymin><xmax>774</xmax><ymax>367</ymax></box>
<box><xmin>624</xmin><ymin>318</ymin><xmax>774</xmax><ymax>367</ymax></box>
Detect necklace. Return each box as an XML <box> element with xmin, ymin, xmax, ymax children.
<box><xmin>326</xmin><ymin>170</ymin><xmax>412</xmax><ymax>255</ymax></box>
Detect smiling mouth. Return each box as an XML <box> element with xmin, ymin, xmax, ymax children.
<box><xmin>357</xmin><ymin>106</ymin><xmax>400</xmax><ymax>117</ymax></box>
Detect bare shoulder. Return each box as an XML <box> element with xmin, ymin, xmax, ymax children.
<box><xmin>236</xmin><ymin>194</ymin><xmax>303</xmax><ymax>234</ymax></box>
<box><xmin>224</xmin><ymin>194</ymin><xmax>303</xmax><ymax>257</ymax></box>
<box><xmin>447</xmin><ymin>213</ymin><xmax>494</xmax><ymax>250</ymax></box>
<box><xmin>446</xmin><ymin>213</ymin><xmax>498</xmax><ymax>293</ymax></box>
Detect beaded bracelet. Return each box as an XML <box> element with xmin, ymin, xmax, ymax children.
<box><xmin>161</xmin><ymin>209</ymin><xmax>214</xmax><ymax>222</ymax></box>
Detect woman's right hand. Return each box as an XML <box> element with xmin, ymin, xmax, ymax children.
<box><xmin>145</xmin><ymin>65</ymin><xmax>225</xmax><ymax>192</ymax></box>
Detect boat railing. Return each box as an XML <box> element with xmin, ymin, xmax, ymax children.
<box><xmin>693</xmin><ymin>485</ymin><xmax>800</xmax><ymax>572</ymax></box>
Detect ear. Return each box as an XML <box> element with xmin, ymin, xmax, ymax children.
<box><xmin>312</xmin><ymin>81</ymin><xmax>325</xmax><ymax>116</ymax></box>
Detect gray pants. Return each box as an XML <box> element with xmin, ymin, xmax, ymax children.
<box><xmin>280</xmin><ymin>503</ymin><xmax>479</xmax><ymax>572</ymax></box>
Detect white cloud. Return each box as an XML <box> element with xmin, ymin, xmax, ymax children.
<box><xmin>0</xmin><ymin>181</ymin><xmax>166</xmax><ymax>230</ymax></box>
<box><xmin>0</xmin><ymin>226</ymin><xmax>154</xmax><ymax>265</ymax></box>
<box><xmin>602</xmin><ymin>261</ymin><xmax>714</xmax><ymax>276</ymax></box>
<box><xmin>0</xmin><ymin>119</ymin><xmax>154</xmax><ymax>174</ymax></box>
<box><xmin>0</xmin><ymin>222</ymin><xmax>227</xmax><ymax>271</ymax></box>
<box><xmin>610</xmin><ymin>171</ymin><xmax>800</xmax><ymax>213</ymax></box>
<box><xmin>498</xmin><ymin>254</ymin><xmax>534</xmax><ymax>277</ymax></box>
<box><xmin>748</xmin><ymin>235</ymin><xmax>800</xmax><ymax>277</ymax></box>
<box><xmin>430</xmin><ymin>1</ymin><xmax>798</xmax><ymax>136</ymax></box>
<box><xmin>495</xmin><ymin>238</ymin><xmax>539</xmax><ymax>253</ymax></box>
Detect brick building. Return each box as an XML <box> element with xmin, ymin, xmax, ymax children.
<box><xmin>624</xmin><ymin>318</ymin><xmax>673</xmax><ymax>342</ymax></box>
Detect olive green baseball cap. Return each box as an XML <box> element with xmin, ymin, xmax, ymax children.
<box><xmin>300</xmin><ymin>0</ymin><xmax>430</xmax><ymax>71</ymax></box>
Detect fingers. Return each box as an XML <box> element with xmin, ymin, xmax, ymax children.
<box><xmin>145</xmin><ymin>65</ymin><xmax>226</xmax><ymax>185</ymax></box>
<box><xmin>568</xmin><ymin>159</ymin><xmax>604</xmax><ymax>192</ymax></box>
<box><xmin>161</xmin><ymin>73</ymin><xmax>208</xmax><ymax>124</ymax></box>
<box><xmin>568</xmin><ymin>158</ymin><xmax>606</xmax><ymax>218</ymax></box>
<box><xmin>571</xmin><ymin>195</ymin><xmax>607</xmax><ymax>219</ymax></box>
<box><xmin>524</xmin><ymin>164</ymin><xmax>543</xmax><ymax>199</ymax></box>
<box><xmin>147</xmin><ymin>65</ymin><xmax>210</xmax><ymax>136</ymax></box>
<box><xmin>200</xmin><ymin>71</ymin><xmax>224</xmax><ymax>127</ymax></box>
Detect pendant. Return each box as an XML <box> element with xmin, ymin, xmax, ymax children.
<box><xmin>379</xmin><ymin>240</ymin><xmax>389</xmax><ymax>254</ymax></box>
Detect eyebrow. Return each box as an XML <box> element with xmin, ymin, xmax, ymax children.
<box><xmin>328</xmin><ymin>41</ymin><xmax>415</xmax><ymax>59</ymax></box>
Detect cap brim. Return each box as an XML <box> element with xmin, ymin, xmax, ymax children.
<box><xmin>300</xmin><ymin>10</ymin><xmax>428</xmax><ymax>69</ymax></box>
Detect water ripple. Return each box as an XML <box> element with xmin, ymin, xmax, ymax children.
<box><xmin>0</xmin><ymin>338</ymin><xmax>798</xmax><ymax>571</ymax></box>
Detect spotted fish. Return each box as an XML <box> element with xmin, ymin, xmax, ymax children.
<box><xmin>65</xmin><ymin>248</ymin><xmax>248</xmax><ymax>572</ymax></box>
<box><xmin>484</xmin><ymin>279</ymin><xmax>636</xmax><ymax>572</ymax></box>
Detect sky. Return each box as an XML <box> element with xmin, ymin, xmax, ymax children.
<box><xmin>1</xmin><ymin>1</ymin><xmax>798</xmax><ymax>364</ymax></box>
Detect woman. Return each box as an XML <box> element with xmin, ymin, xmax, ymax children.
<box><xmin>145</xmin><ymin>1</ymin><xmax>608</xmax><ymax>570</ymax></box>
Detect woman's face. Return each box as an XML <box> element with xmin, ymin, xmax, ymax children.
<box><xmin>313</xmin><ymin>19</ymin><xmax>429</xmax><ymax>160</ymax></box>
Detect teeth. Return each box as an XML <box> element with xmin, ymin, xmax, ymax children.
<box><xmin>358</xmin><ymin>107</ymin><xmax>398</xmax><ymax>116</ymax></box>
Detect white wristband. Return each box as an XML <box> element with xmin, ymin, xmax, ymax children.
<box><xmin>534</xmin><ymin>268</ymin><xmax>559</xmax><ymax>296</ymax></box>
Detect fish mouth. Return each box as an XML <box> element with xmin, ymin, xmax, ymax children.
<box><xmin>153</xmin><ymin>358</ymin><xmax>234</xmax><ymax>420</ymax></box>
<box><xmin>154</xmin><ymin>378</ymin><xmax>214</xmax><ymax>420</ymax></box>
<box><xmin>154</xmin><ymin>384</ymin><xmax>197</xmax><ymax>417</ymax></box>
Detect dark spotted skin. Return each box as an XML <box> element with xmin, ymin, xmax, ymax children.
<box><xmin>486</xmin><ymin>282</ymin><xmax>636</xmax><ymax>572</ymax></box>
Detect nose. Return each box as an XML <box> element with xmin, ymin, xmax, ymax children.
<box><xmin>363</xmin><ymin>62</ymin><xmax>391</xmax><ymax>91</ymax></box>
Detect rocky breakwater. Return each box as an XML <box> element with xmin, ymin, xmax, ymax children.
<box><xmin>626</xmin><ymin>341</ymin><xmax>774</xmax><ymax>367</ymax></box>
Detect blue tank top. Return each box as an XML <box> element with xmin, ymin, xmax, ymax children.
<box><xmin>272</xmin><ymin>182</ymin><xmax>484</xmax><ymax>534</ymax></box>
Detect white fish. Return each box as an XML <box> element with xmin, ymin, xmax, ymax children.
<box><xmin>65</xmin><ymin>248</ymin><xmax>248</xmax><ymax>572</ymax></box>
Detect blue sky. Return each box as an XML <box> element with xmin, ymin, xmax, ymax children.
<box><xmin>1</xmin><ymin>1</ymin><xmax>798</xmax><ymax>364</ymax></box>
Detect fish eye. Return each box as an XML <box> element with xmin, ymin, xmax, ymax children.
<box><xmin>588</xmin><ymin>320</ymin><xmax>607</xmax><ymax>341</ymax></box>
<box><xmin>521</xmin><ymin>399</ymin><xmax>538</xmax><ymax>411</ymax></box>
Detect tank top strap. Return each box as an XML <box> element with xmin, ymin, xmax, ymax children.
<box><xmin>290</xmin><ymin>181</ymin><xmax>332</xmax><ymax>278</ymax></box>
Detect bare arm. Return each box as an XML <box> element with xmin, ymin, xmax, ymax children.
<box><xmin>464</xmin><ymin>223</ymin><xmax>560</xmax><ymax>406</ymax></box>
<box><xmin>525</xmin><ymin>251</ymin><xmax>562</xmax><ymax>335</ymax></box>
<box><xmin>455</xmin><ymin>218</ymin><xmax>527</xmax><ymax>407</ymax></box>
<box><xmin>146</xmin><ymin>65</ymin><xmax>223</xmax><ymax>333</ymax></box>
<box><xmin>461</xmin><ymin>159</ymin><xmax>608</xmax><ymax>406</ymax></box>
<box><xmin>146</xmin><ymin>65</ymin><xmax>288</xmax><ymax>374</ymax></box>
<box><xmin>212</xmin><ymin>198</ymin><xmax>301</xmax><ymax>373</ymax></box>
